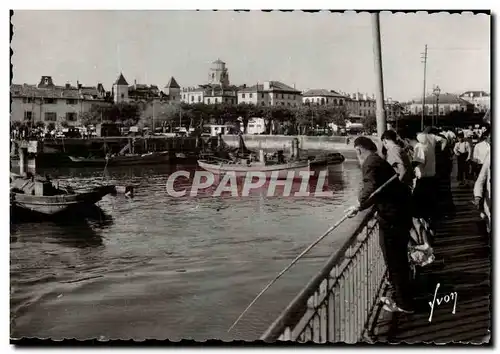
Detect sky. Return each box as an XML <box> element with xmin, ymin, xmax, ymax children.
<box><xmin>11</xmin><ymin>10</ymin><xmax>490</xmax><ymax>102</ymax></box>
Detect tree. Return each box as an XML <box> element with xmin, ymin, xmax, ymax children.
<box><xmin>34</xmin><ymin>121</ymin><xmax>45</xmax><ymax>129</ymax></box>
<box><xmin>80</xmin><ymin>103</ymin><xmax>141</xmax><ymax>128</ymax></box>
<box><xmin>293</xmin><ymin>106</ymin><xmax>312</xmax><ymax>135</ymax></box>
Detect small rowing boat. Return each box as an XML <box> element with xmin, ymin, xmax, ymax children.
<box><xmin>10</xmin><ymin>174</ymin><xmax>116</xmax><ymax>217</ymax></box>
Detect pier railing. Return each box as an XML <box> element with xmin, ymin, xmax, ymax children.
<box><xmin>261</xmin><ymin>208</ymin><xmax>386</xmax><ymax>343</ymax></box>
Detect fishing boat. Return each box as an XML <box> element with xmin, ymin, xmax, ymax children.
<box><xmin>10</xmin><ymin>174</ymin><xmax>116</xmax><ymax>217</ymax></box>
<box><xmin>198</xmin><ymin>156</ymin><xmax>311</xmax><ymax>179</ymax></box>
<box><xmin>68</xmin><ymin>151</ymin><xmax>170</xmax><ymax>166</ymax></box>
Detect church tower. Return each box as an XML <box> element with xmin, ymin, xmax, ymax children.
<box><xmin>113</xmin><ymin>73</ymin><xmax>129</xmax><ymax>103</ymax></box>
<box><xmin>208</xmin><ymin>59</ymin><xmax>230</xmax><ymax>86</ymax></box>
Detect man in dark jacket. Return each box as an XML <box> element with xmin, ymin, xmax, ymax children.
<box><xmin>346</xmin><ymin>136</ymin><xmax>414</xmax><ymax>313</ymax></box>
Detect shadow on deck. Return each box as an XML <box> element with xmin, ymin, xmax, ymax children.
<box><xmin>367</xmin><ymin>181</ymin><xmax>491</xmax><ymax>344</ymax></box>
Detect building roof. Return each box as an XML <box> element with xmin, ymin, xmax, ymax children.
<box><xmin>128</xmin><ymin>84</ymin><xmax>161</xmax><ymax>99</ymax></box>
<box><xmin>459</xmin><ymin>90</ymin><xmax>490</xmax><ymax>98</ymax></box>
<box><xmin>303</xmin><ymin>89</ymin><xmax>346</xmax><ymax>98</ymax></box>
<box><xmin>239</xmin><ymin>81</ymin><xmax>300</xmax><ymax>94</ymax></box>
<box><xmin>10</xmin><ymin>83</ymin><xmax>106</xmax><ymax>100</ymax></box>
<box><xmin>349</xmin><ymin>92</ymin><xmax>376</xmax><ymax>101</ymax></box>
<box><xmin>182</xmin><ymin>84</ymin><xmax>239</xmax><ymax>95</ymax></box>
<box><xmin>165</xmin><ymin>77</ymin><xmax>180</xmax><ymax>89</ymax></box>
<box><xmin>37</xmin><ymin>76</ymin><xmax>56</xmax><ymax>88</ymax></box>
<box><xmin>413</xmin><ymin>93</ymin><xmax>473</xmax><ymax>105</ymax></box>
<box><xmin>212</xmin><ymin>59</ymin><xmax>225</xmax><ymax>65</ymax></box>
<box><xmin>114</xmin><ymin>73</ymin><xmax>129</xmax><ymax>86</ymax></box>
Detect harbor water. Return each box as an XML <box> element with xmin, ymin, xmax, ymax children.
<box><xmin>10</xmin><ymin>160</ymin><xmax>362</xmax><ymax>341</ymax></box>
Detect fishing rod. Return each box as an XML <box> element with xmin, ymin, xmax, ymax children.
<box><xmin>227</xmin><ymin>173</ymin><xmax>399</xmax><ymax>333</ymax></box>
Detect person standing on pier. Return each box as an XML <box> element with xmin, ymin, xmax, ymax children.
<box><xmin>411</xmin><ymin>132</ymin><xmax>439</xmax><ymax>244</ymax></box>
<box><xmin>454</xmin><ymin>132</ymin><xmax>472</xmax><ymax>186</ymax></box>
<box><xmin>347</xmin><ymin>136</ymin><xmax>414</xmax><ymax>313</ymax></box>
<box><xmin>381</xmin><ymin>130</ymin><xmax>414</xmax><ymax>188</ymax></box>
<box><xmin>471</xmin><ymin>128</ymin><xmax>490</xmax><ymax>180</ymax></box>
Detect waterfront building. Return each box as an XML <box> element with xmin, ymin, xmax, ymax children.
<box><xmin>208</xmin><ymin>59</ymin><xmax>230</xmax><ymax>86</ymax></box>
<box><xmin>113</xmin><ymin>73</ymin><xmax>181</xmax><ymax>105</ymax></box>
<box><xmin>459</xmin><ymin>90</ymin><xmax>490</xmax><ymax>113</ymax></box>
<box><xmin>345</xmin><ymin>92</ymin><xmax>376</xmax><ymax>117</ymax></box>
<box><xmin>162</xmin><ymin>77</ymin><xmax>182</xmax><ymax>104</ymax></box>
<box><xmin>181</xmin><ymin>59</ymin><xmax>238</xmax><ymax>105</ymax></box>
<box><xmin>385</xmin><ymin>98</ymin><xmax>405</xmax><ymax>124</ymax></box>
<box><xmin>407</xmin><ymin>93</ymin><xmax>474</xmax><ymax>115</ymax></box>
<box><xmin>237</xmin><ymin>81</ymin><xmax>302</xmax><ymax>107</ymax></box>
<box><xmin>302</xmin><ymin>89</ymin><xmax>347</xmax><ymax>106</ymax></box>
<box><xmin>113</xmin><ymin>73</ymin><xmax>129</xmax><ymax>103</ymax></box>
<box><xmin>10</xmin><ymin>75</ymin><xmax>110</xmax><ymax>127</ymax></box>
<box><xmin>181</xmin><ymin>85</ymin><xmax>238</xmax><ymax>105</ymax></box>
<box><xmin>110</xmin><ymin>73</ymin><xmax>183</xmax><ymax>127</ymax></box>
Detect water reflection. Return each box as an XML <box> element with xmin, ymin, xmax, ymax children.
<box><xmin>11</xmin><ymin>205</ymin><xmax>112</xmax><ymax>249</ymax></box>
<box><xmin>11</xmin><ymin>161</ymin><xmax>363</xmax><ymax>341</ymax></box>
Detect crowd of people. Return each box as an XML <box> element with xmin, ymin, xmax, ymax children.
<box><xmin>346</xmin><ymin>122</ymin><xmax>491</xmax><ymax>314</ymax></box>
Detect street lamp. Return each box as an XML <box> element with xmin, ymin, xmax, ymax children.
<box><xmin>433</xmin><ymin>85</ymin><xmax>441</xmax><ymax>127</ymax></box>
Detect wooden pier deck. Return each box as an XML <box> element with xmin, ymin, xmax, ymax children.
<box><xmin>368</xmin><ymin>181</ymin><xmax>491</xmax><ymax>344</ymax></box>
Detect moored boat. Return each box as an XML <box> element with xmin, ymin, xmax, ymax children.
<box><xmin>197</xmin><ymin>158</ymin><xmax>311</xmax><ymax>179</ymax></box>
<box><xmin>308</xmin><ymin>152</ymin><xmax>345</xmax><ymax>167</ymax></box>
<box><xmin>10</xmin><ymin>174</ymin><xmax>116</xmax><ymax>217</ymax></box>
<box><xmin>68</xmin><ymin>151</ymin><xmax>170</xmax><ymax>166</ymax></box>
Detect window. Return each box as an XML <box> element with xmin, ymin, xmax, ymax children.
<box><xmin>339</xmin><ymin>99</ymin><xmax>343</xmax><ymax>106</ymax></box>
<box><xmin>191</xmin><ymin>96</ymin><xmax>194</xmax><ymax>102</ymax></box>
<box><xmin>24</xmin><ymin>111</ymin><xmax>33</xmax><ymax>121</ymax></box>
<box><xmin>242</xmin><ymin>94</ymin><xmax>246</xmax><ymax>99</ymax></box>
<box><xmin>66</xmin><ymin>99</ymin><xmax>77</xmax><ymax>105</ymax></box>
<box><xmin>22</xmin><ymin>97</ymin><xmax>33</xmax><ymax>104</ymax></box>
<box><xmin>215</xmin><ymin>98</ymin><xmax>218</xmax><ymax>103</ymax></box>
<box><xmin>45</xmin><ymin>98</ymin><xmax>56</xmax><ymax>104</ymax></box>
<box><xmin>231</xmin><ymin>99</ymin><xmax>234</xmax><ymax>104</ymax></box>
<box><xmin>121</xmin><ymin>94</ymin><xmax>124</xmax><ymax>99</ymax></box>
<box><xmin>198</xmin><ymin>96</ymin><xmax>201</xmax><ymax>102</ymax></box>
<box><xmin>44</xmin><ymin>112</ymin><xmax>57</xmax><ymax>121</ymax></box>
<box><xmin>66</xmin><ymin>112</ymin><xmax>77</xmax><ymax>121</ymax></box>
<box><xmin>305</xmin><ymin>98</ymin><xmax>310</xmax><ymax>104</ymax></box>
<box><xmin>207</xmin><ymin>98</ymin><xmax>211</xmax><ymax>104</ymax></box>
<box><xmin>249</xmin><ymin>93</ymin><xmax>253</xmax><ymax>98</ymax></box>
<box><xmin>261</xmin><ymin>93</ymin><xmax>264</xmax><ymax>99</ymax></box>
<box><xmin>183</xmin><ymin>94</ymin><xmax>186</xmax><ymax>99</ymax></box>
<box><xmin>321</xmin><ymin>98</ymin><xmax>325</xmax><ymax>105</ymax></box>
<box><xmin>261</xmin><ymin>101</ymin><xmax>265</xmax><ymax>106</ymax></box>
<box><xmin>281</xmin><ymin>102</ymin><xmax>285</xmax><ymax>106</ymax></box>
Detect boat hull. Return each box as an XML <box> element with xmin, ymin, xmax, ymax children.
<box><xmin>10</xmin><ymin>185</ymin><xmax>116</xmax><ymax>216</ymax></box>
<box><xmin>68</xmin><ymin>152</ymin><xmax>170</xmax><ymax>167</ymax></box>
<box><xmin>309</xmin><ymin>153</ymin><xmax>345</xmax><ymax>167</ymax></box>
<box><xmin>197</xmin><ymin>160</ymin><xmax>311</xmax><ymax>179</ymax></box>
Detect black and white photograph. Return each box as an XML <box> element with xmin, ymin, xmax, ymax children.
<box><xmin>8</xmin><ymin>7</ymin><xmax>492</xmax><ymax>346</ymax></box>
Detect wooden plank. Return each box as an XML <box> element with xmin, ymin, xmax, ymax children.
<box><xmin>369</xmin><ymin>181</ymin><xmax>491</xmax><ymax>344</ymax></box>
